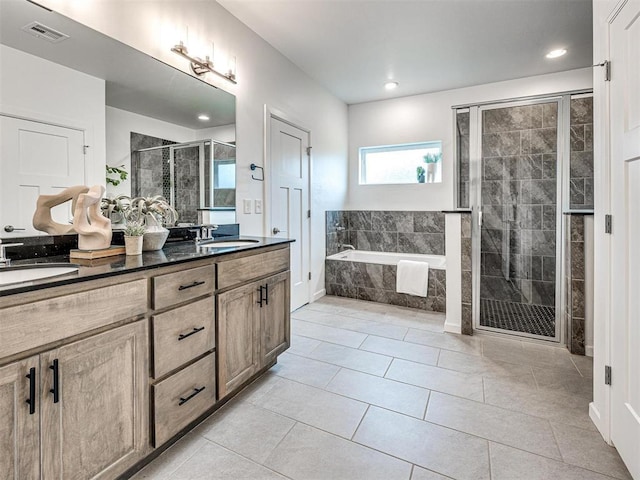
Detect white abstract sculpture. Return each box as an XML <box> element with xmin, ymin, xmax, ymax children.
<box><xmin>32</xmin><ymin>185</ymin><xmax>89</xmax><ymax>235</ymax></box>
<box><xmin>73</xmin><ymin>185</ymin><xmax>112</xmax><ymax>250</ymax></box>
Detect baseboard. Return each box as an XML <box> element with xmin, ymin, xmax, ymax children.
<box><xmin>444</xmin><ymin>320</ymin><xmax>461</xmax><ymax>334</ymax></box>
<box><xmin>586</xmin><ymin>345</ymin><xmax>594</xmax><ymax>357</ymax></box>
<box><xmin>312</xmin><ymin>289</ymin><xmax>326</xmax><ymax>303</ymax></box>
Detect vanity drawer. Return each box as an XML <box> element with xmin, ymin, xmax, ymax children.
<box><xmin>153</xmin><ymin>353</ymin><xmax>216</xmax><ymax>446</ymax></box>
<box><xmin>0</xmin><ymin>279</ymin><xmax>147</xmax><ymax>360</ymax></box>
<box><xmin>217</xmin><ymin>247</ymin><xmax>289</xmax><ymax>290</ymax></box>
<box><xmin>152</xmin><ymin>297</ymin><xmax>215</xmax><ymax>378</ymax></box>
<box><xmin>152</xmin><ymin>265</ymin><xmax>215</xmax><ymax>310</ymax></box>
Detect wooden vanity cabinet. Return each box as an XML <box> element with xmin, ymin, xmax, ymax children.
<box><xmin>0</xmin><ymin>320</ymin><xmax>148</xmax><ymax>480</ymax></box>
<box><xmin>217</xmin><ymin>247</ymin><xmax>291</xmax><ymax>399</ymax></box>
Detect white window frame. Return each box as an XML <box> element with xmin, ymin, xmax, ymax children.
<box><xmin>359</xmin><ymin>140</ymin><xmax>442</xmax><ymax>185</ymax></box>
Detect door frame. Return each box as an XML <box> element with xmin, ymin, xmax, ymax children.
<box><xmin>468</xmin><ymin>96</ymin><xmax>566</xmax><ymax>343</ymax></box>
<box><xmin>263</xmin><ymin>105</ymin><xmax>312</xmax><ymax>307</ymax></box>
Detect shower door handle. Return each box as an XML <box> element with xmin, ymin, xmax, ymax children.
<box><xmin>478</xmin><ymin>209</ymin><xmax>483</xmax><ymax>227</ymax></box>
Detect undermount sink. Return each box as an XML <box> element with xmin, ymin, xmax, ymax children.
<box><xmin>0</xmin><ymin>264</ymin><xmax>79</xmax><ymax>286</ymax></box>
<box><xmin>198</xmin><ymin>239</ymin><xmax>260</xmax><ymax>248</ymax></box>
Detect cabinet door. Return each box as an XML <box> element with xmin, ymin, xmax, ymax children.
<box><xmin>40</xmin><ymin>320</ymin><xmax>149</xmax><ymax>480</ymax></box>
<box><xmin>217</xmin><ymin>281</ymin><xmax>261</xmax><ymax>399</ymax></box>
<box><xmin>0</xmin><ymin>356</ymin><xmax>39</xmax><ymax>480</ymax></box>
<box><xmin>261</xmin><ymin>271</ymin><xmax>291</xmax><ymax>367</ymax></box>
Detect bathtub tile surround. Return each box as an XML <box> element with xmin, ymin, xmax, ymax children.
<box><xmin>325</xmin><ymin>211</ymin><xmax>446</xmax><ymax>313</ymax></box>
<box><xmin>326</xmin><ymin>211</ymin><xmax>445</xmax><ymax>256</ymax></box>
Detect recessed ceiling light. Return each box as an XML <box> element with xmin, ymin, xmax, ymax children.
<box><xmin>384</xmin><ymin>81</ymin><xmax>398</xmax><ymax>90</ymax></box>
<box><xmin>546</xmin><ymin>48</ymin><xmax>567</xmax><ymax>59</ymax></box>
<box><xmin>198</xmin><ymin>114</ymin><xmax>210</xmax><ymax>121</ymax></box>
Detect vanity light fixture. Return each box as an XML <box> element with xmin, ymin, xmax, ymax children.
<box><xmin>546</xmin><ymin>48</ymin><xmax>567</xmax><ymax>59</ymax></box>
<box><xmin>198</xmin><ymin>114</ymin><xmax>210</xmax><ymax>121</ymax></box>
<box><xmin>171</xmin><ymin>40</ymin><xmax>237</xmax><ymax>84</ymax></box>
<box><xmin>384</xmin><ymin>81</ymin><xmax>399</xmax><ymax>90</ymax></box>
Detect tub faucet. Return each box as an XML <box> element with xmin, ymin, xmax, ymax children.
<box><xmin>340</xmin><ymin>244</ymin><xmax>355</xmax><ymax>250</ymax></box>
<box><xmin>0</xmin><ymin>239</ymin><xmax>24</xmax><ymax>266</ymax></box>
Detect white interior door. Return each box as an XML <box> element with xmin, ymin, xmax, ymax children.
<box><xmin>269</xmin><ymin>116</ymin><xmax>310</xmax><ymax>311</ymax></box>
<box><xmin>0</xmin><ymin>116</ymin><xmax>86</xmax><ymax>236</ymax></box>
<box><xmin>609</xmin><ymin>1</ymin><xmax>640</xmax><ymax>477</ymax></box>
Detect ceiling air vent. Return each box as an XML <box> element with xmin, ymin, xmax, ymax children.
<box><xmin>21</xmin><ymin>22</ymin><xmax>69</xmax><ymax>43</ymax></box>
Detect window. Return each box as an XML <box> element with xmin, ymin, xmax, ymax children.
<box><xmin>214</xmin><ymin>160</ymin><xmax>236</xmax><ymax>189</ymax></box>
<box><xmin>359</xmin><ymin>141</ymin><xmax>443</xmax><ymax>185</ymax></box>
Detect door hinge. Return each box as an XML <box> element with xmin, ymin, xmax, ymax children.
<box><xmin>307</xmin><ymin>210</ymin><xmax>311</xmax><ymax>218</ymax></box>
<box><xmin>605</xmin><ymin>365</ymin><xmax>612</xmax><ymax>386</ymax></box>
<box><xmin>306</xmin><ymin>146</ymin><xmax>312</xmax><ymax>156</ymax></box>
<box><xmin>83</xmin><ymin>145</ymin><xmax>90</xmax><ymax>154</ymax></box>
<box><xmin>594</xmin><ymin>60</ymin><xmax>611</xmax><ymax>82</ymax></box>
<box><xmin>308</xmin><ymin>272</ymin><xmax>311</xmax><ymax>280</ymax></box>
<box><xmin>605</xmin><ymin>214</ymin><xmax>612</xmax><ymax>234</ymax></box>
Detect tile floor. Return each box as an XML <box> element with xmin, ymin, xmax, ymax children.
<box><xmin>132</xmin><ymin>296</ymin><xmax>631</xmax><ymax>480</ymax></box>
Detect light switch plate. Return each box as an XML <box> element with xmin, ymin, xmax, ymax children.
<box><xmin>255</xmin><ymin>199</ymin><xmax>262</xmax><ymax>214</ymax></box>
<box><xmin>243</xmin><ymin>199</ymin><xmax>252</xmax><ymax>214</ymax></box>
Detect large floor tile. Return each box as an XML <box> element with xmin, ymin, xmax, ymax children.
<box><xmin>292</xmin><ymin>318</ymin><xmax>367</xmax><ymax>347</ymax></box>
<box><xmin>437</xmin><ymin>348</ymin><xmax>534</xmax><ymax>379</ymax></box>
<box><xmin>552</xmin><ymin>423</ymin><xmax>632</xmax><ymax>479</ymax></box>
<box><xmin>287</xmin><ymin>334</ymin><xmax>322</xmax><ymax>356</ymax></box>
<box><xmin>359</xmin><ymin>335</ymin><xmax>439</xmax><ymax>366</ymax></box>
<box><xmin>425</xmin><ymin>392</ymin><xmax>561</xmax><ymax>459</ymax></box>
<box><xmin>249</xmin><ymin>377</ymin><xmax>368</xmax><ymax>438</ymax></box>
<box><xmin>484</xmin><ymin>339</ymin><xmax>579</xmax><ymax>372</ymax></box>
<box><xmin>131</xmin><ymin>432</ymin><xmax>208</xmax><ymax>479</ymax></box>
<box><xmin>386</xmin><ymin>358</ymin><xmax>484</xmax><ymax>401</ymax></box>
<box><xmin>532</xmin><ymin>365</ymin><xmax>593</xmax><ymax>399</ymax></box>
<box><xmin>571</xmin><ymin>354</ymin><xmax>594</xmax><ymax>378</ymax></box>
<box><xmin>490</xmin><ymin>442</ymin><xmax>616</xmax><ymax>480</ymax></box>
<box><xmin>196</xmin><ymin>402</ymin><xmax>295</xmax><ymax>464</ymax></box>
<box><xmin>302</xmin><ymin>341</ymin><xmax>392</xmax><ymax>376</ymax></box>
<box><xmin>166</xmin><ymin>441</ymin><xmax>286</xmax><ymax>479</ymax></box>
<box><xmin>410</xmin><ymin>466</ymin><xmax>451</xmax><ymax>480</ymax></box>
<box><xmin>326</xmin><ymin>368</ymin><xmax>430</xmax><ymax>418</ymax></box>
<box><xmin>483</xmin><ymin>376</ymin><xmax>596</xmax><ymax>431</ymax></box>
<box><xmin>270</xmin><ymin>352</ymin><xmax>340</xmax><ymax>388</ymax></box>
<box><xmin>350</xmin><ymin>309</ymin><xmax>446</xmax><ymax>334</ymax></box>
<box><xmin>405</xmin><ymin>328</ymin><xmax>482</xmax><ymax>355</ymax></box>
<box><xmin>293</xmin><ymin>308</ymin><xmax>408</xmax><ymax>340</ymax></box>
<box><xmin>353</xmin><ymin>406</ymin><xmax>490</xmax><ymax>480</ymax></box>
<box><xmin>264</xmin><ymin>422</ymin><xmax>412</xmax><ymax>480</ymax></box>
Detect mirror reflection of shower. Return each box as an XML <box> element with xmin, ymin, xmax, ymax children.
<box><xmin>131</xmin><ymin>137</ymin><xmax>236</xmax><ymax>225</ymax></box>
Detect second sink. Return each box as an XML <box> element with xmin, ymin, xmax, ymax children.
<box><xmin>0</xmin><ymin>264</ymin><xmax>79</xmax><ymax>286</ymax></box>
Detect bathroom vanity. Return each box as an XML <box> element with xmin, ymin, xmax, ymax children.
<box><xmin>0</xmin><ymin>238</ymin><xmax>292</xmax><ymax>479</ymax></box>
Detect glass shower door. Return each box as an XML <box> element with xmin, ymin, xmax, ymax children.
<box><xmin>477</xmin><ymin>100</ymin><xmax>560</xmax><ymax>339</ymax></box>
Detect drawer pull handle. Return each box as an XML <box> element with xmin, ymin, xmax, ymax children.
<box><xmin>178</xmin><ymin>280</ymin><xmax>206</xmax><ymax>291</ymax></box>
<box><xmin>49</xmin><ymin>359</ymin><xmax>59</xmax><ymax>404</ymax></box>
<box><xmin>257</xmin><ymin>286</ymin><xmax>264</xmax><ymax>307</ymax></box>
<box><xmin>178</xmin><ymin>326</ymin><xmax>205</xmax><ymax>341</ymax></box>
<box><xmin>26</xmin><ymin>367</ymin><xmax>36</xmax><ymax>415</ymax></box>
<box><xmin>178</xmin><ymin>386</ymin><xmax>206</xmax><ymax>406</ymax></box>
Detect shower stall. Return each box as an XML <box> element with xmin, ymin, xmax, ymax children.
<box><xmin>130</xmin><ymin>138</ymin><xmax>236</xmax><ymax>225</ymax></box>
<box><xmin>456</xmin><ymin>93</ymin><xmax>593</xmax><ymax>342</ymax></box>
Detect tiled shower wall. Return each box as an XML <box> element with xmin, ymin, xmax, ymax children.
<box><xmin>565</xmin><ymin>215</ymin><xmax>588</xmax><ymax>354</ymax></box>
<box><xmin>325</xmin><ymin>210</ymin><xmax>446</xmax><ymax>312</ymax></box>
<box><xmin>480</xmin><ymin>103</ymin><xmax>558</xmax><ymax>308</ymax></box>
<box><xmin>569</xmin><ymin>97</ymin><xmax>594</xmax><ymax>209</ymax></box>
<box><xmin>131</xmin><ymin>132</ymin><xmax>175</xmax><ymax>200</ymax></box>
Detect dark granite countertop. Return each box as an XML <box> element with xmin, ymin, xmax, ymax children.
<box><xmin>0</xmin><ymin>236</ymin><xmax>293</xmax><ymax>297</ymax></box>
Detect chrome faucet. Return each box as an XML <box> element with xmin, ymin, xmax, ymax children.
<box><xmin>0</xmin><ymin>239</ymin><xmax>24</xmax><ymax>266</ymax></box>
<box><xmin>195</xmin><ymin>224</ymin><xmax>219</xmax><ymax>243</ymax></box>
<box><xmin>340</xmin><ymin>244</ymin><xmax>355</xmax><ymax>250</ymax></box>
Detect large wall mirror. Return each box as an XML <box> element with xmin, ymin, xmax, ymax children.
<box><xmin>0</xmin><ymin>0</ymin><xmax>236</xmax><ymax>238</ymax></box>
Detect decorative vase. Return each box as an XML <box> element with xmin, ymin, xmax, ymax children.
<box><xmin>124</xmin><ymin>235</ymin><xmax>143</xmax><ymax>255</ymax></box>
<box><xmin>417</xmin><ymin>174</ymin><xmax>425</xmax><ymax>183</ymax></box>
<box><xmin>426</xmin><ymin>163</ymin><xmax>436</xmax><ymax>182</ymax></box>
<box><xmin>142</xmin><ymin>213</ymin><xmax>169</xmax><ymax>251</ymax></box>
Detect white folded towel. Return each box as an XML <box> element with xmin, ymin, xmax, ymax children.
<box><xmin>396</xmin><ymin>260</ymin><xmax>430</xmax><ymax>297</ymax></box>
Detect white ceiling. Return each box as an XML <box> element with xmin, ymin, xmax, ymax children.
<box><xmin>218</xmin><ymin>0</ymin><xmax>593</xmax><ymax>105</ymax></box>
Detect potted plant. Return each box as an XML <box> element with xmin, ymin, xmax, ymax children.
<box><xmin>127</xmin><ymin>196</ymin><xmax>178</xmax><ymax>251</ymax></box>
<box><xmin>416</xmin><ymin>166</ymin><xmax>426</xmax><ymax>183</ymax></box>
<box><xmin>101</xmin><ymin>194</ymin><xmax>131</xmax><ymax>227</ymax></box>
<box><xmin>123</xmin><ymin>223</ymin><xmax>145</xmax><ymax>256</ymax></box>
<box><xmin>423</xmin><ymin>152</ymin><xmax>442</xmax><ymax>183</ymax></box>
